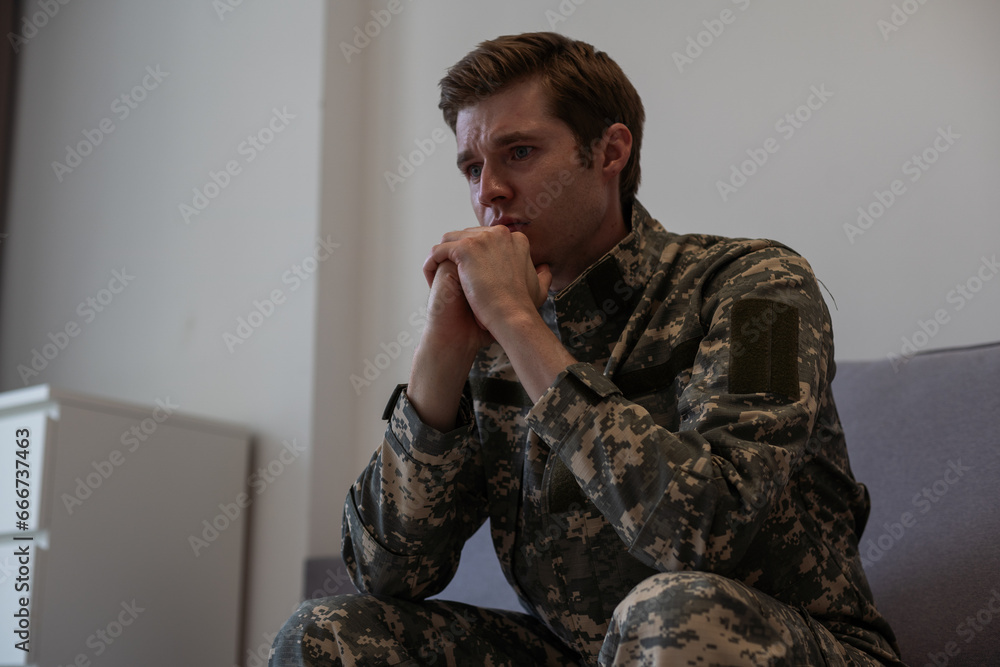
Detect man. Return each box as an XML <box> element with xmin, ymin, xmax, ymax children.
<box><xmin>272</xmin><ymin>32</ymin><xmax>903</xmax><ymax>666</ymax></box>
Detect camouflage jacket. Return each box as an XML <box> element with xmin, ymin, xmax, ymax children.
<box><xmin>343</xmin><ymin>201</ymin><xmax>901</xmax><ymax>663</ymax></box>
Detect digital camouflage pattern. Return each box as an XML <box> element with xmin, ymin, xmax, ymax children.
<box><xmin>272</xmin><ymin>201</ymin><xmax>903</xmax><ymax>666</ymax></box>
<box><xmin>271</xmin><ymin>594</ymin><xmax>586</xmax><ymax>665</ymax></box>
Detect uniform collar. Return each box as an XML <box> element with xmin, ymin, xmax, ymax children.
<box><xmin>550</xmin><ymin>200</ymin><xmax>667</xmax><ymax>355</ymax></box>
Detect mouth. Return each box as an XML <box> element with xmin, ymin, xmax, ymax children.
<box><xmin>490</xmin><ymin>217</ymin><xmax>529</xmax><ymax>233</ymax></box>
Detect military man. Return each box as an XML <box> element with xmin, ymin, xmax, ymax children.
<box><xmin>271</xmin><ymin>32</ymin><xmax>903</xmax><ymax>666</ymax></box>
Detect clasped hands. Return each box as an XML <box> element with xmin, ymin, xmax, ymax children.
<box><xmin>421</xmin><ymin>225</ymin><xmax>551</xmax><ymax>351</ymax></box>
<box><xmin>411</xmin><ymin>224</ymin><xmax>576</xmax><ymax>417</ymax></box>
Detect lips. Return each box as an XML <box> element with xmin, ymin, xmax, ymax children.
<box><xmin>490</xmin><ymin>217</ymin><xmax>529</xmax><ymax>232</ymax></box>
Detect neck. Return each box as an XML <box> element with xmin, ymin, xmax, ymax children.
<box><xmin>550</xmin><ymin>206</ymin><xmax>630</xmax><ymax>293</ymax></box>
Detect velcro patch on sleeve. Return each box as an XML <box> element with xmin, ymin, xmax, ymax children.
<box><xmin>729</xmin><ymin>299</ymin><xmax>800</xmax><ymax>401</ymax></box>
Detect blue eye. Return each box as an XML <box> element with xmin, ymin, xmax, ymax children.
<box><xmin>466</xmin><ymin>165</ymin><xmax>482</xmax><ymax>179</ymax></box>
<box><xmin>513</xmin><ymin>146</ymin><xmax>533</xmax><ymax>159</ymax></box>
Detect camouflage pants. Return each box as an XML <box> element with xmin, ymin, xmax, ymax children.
<box><xmin>269</xmin><ymin>571</ymin><xmax>887</xmax><ymax>666</ymax></box>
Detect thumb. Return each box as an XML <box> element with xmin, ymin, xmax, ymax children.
<box><xmin>534</xmin><ymin>264</ymin><xmax>553</xmax><ymax>305</ymax></box>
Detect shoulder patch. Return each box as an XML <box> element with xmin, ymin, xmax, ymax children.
<box><xmin>729</xmin><ymin>299</ymin><xmax>799</xmax><ymax>401</ymax></box>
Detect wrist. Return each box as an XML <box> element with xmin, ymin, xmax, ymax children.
<box><xmin>406</xmin><ymin>333</ymin><xmax>478</xmax><ymax>433</ymax></box>
<box><xmin>487</xmin><ymin>306</ymin><xmax>547</xmax><ymax>351</ymax></box>
<box><xmin>489</xmin><ymin>309</ymin><xmax>576</xmax><ymax>403</ymax></box>
<box><xmin>415</xmin><ymin>326</ymin><xmax>482</xmax><ymax>370</ymax></box>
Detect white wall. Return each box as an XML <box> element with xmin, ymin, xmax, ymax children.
<box><xmin>0</xmin><ymin>0</ymin><xmax>325</xmax><ymax>663</ymax></box>
<box><xmin>322</xmin><ymin>0</ymin><xmax>1000</xmax><ymax>553</ymax></box>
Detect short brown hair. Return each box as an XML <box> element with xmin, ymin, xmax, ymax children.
<box><xmin>439</xmin><ymin>32</ymin><xmax>644</xmax><ymax>208</ymax></box>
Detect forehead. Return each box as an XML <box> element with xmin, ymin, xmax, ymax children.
<box><xmin>455</xmin><ymin>78</ymin><xmax>566</xmax><ymax>151</ymax></box>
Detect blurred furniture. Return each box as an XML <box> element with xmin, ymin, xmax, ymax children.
<box><xmin>0</xmin><ymin>385</ymin><xmax>251</xmax><ymax>667</ymax></box>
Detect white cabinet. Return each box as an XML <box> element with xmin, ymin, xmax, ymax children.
<box><xmin>0</xmin><ymin>385</ymin><xmax>251</xmax><ymax>667</ymax></box>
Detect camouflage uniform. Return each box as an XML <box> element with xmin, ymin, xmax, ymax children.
<box><xmin>271</xmin><ymin>201</ymin><xmax>903</xmax><ymax>666</ymax></box>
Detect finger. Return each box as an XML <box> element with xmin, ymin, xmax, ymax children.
<box><xmin>427</xmin><ymin>232</ymin><xmax>496</xmax><ymax>276</ymax></box>
<box><xmin>424</xmin><ymin>244</ymin><xmax>462</xmax><ymax>290</ymax></box>
<box><xmin>423</xmin><ymin>249</ymin><xmax>460</xmax><ymax>288</ymax></box>
<box><xmin>423</xmin><ymin>229</ymin><xmax>483</xmax><ymax>286</ymax></box>
<box><xmin>535</xmin><ymin>263</ymin><xmax>553</xmax><ymax>299</ymax></box>
<box><xmin>422</xmin><ymin>253</ymin><xmax>441</xmax><ymax>288</ymax></box>
<box><xmin>428</xmin><ymin>260</ymin><xmax>464</xmax><ymax>303</ymax></box>
<box><xmin>440</xmin><ymin>226</ymin><xmax>495</xmax><ymax>243</ymax></box>
<box><xmin>436</xmin><ymin>226</ymin><xmax>515</xmax><ymax>263</ymax></box>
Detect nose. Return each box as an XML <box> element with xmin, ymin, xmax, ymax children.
<box><xmin>476</xmin><ymin>162</ymin><xmax>512</xmax><ymax>207</ymax></box>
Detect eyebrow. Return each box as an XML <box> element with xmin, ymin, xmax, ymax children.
<box><xmin>456</xmin><ymin>131</ymin><xmax>539</xmax><ymax>169</ymax></box>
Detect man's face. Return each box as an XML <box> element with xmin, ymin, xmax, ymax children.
<box><xmin>455</xmin><ymin>77</ymin><xmax>624</xmax><ymax>292</ymax></box>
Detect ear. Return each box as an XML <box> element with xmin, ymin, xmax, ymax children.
<box><xmin>599</xmin><ymin>122</ymin><xmax>633</xmax><ymax>182</ymax></box>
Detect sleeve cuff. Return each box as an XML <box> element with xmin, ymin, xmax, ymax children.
<box><xmin>383</xmin><ymin>383</ymin><xmax>476</xmax><ymax>465</ymax></box>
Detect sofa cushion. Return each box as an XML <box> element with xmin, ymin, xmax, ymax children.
<box><xmin>833</xmin><ymin>342</ymin><xmax>1000</xmax><ymax>666</ymax></box>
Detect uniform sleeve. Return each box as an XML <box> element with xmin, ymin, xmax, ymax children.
<box><xmin>342</xmin><ymin>385</ymin><xmax>488</xmax><ymax>599</ymax></box>
<box><xmin>525</xmin><ymin>246</ymin><xmax>832</xmax><ymax>574</ymax></box>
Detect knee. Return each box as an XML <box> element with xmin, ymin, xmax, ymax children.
<box><xmin>269</xmin><ymin>594</ymin><xmax>360</xmax><ymax>667</ymax></box>
<box><xmin>603</xmin><ymin>571</ymin><xmax>794</xmax><ymax>665</ymax></box>
<box><xmin>604</xmin><ymin>573</ymin><xmax>821</xmax><ymax>666</ymax></box>
<box><xmin>613</xmin><ymin>570</ymin><xmax>741</xmax><ymax>625</ymax></box>
<box><xmin>609</xmin><ymin>570</ymin><xmax>779</xmax><ymax>648</ymax></box>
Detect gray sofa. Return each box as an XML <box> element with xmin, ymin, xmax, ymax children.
<box><xmin>308</xmin><ymin>342</ymin><xmax>1000</xmax><ymax>665</ymax></box>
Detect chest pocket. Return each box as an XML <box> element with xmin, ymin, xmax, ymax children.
<box><xmin>544</xmin><ymin>452</ymin><xmax>586</xmax><ymax>514</ymax></box>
